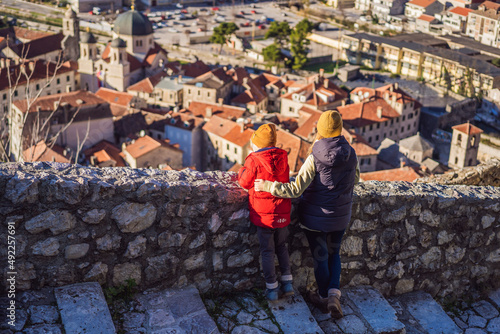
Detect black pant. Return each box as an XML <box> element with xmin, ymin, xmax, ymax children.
<box><xmin>257</xmin><ymin>226</ymin><xmax>292</xmax><ymax>286</ymax></box>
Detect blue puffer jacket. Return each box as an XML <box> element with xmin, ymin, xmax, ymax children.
<box><xmin>298</xmin><ymin>136</ymin><xmax>358</xmax><ymax>232</ymax></box>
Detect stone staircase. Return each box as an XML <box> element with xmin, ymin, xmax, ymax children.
<box><xmin>1</xmin><ymin>283</ymin><xmax>499</xmax><ymax>334</ymax></box>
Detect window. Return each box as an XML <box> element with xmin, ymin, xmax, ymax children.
<box><xmin>227</xmin><ymin>144</ymin><xmax>229</xmax><ymax>150</ymax></box>
<box><xmin>384</xmin><ymin>133</ymin><xmax>387</xmax><ymax>138</ymax></box>
<box><xmin>207</xmin><ymin>92</ymin><xmax>210</xmax><ymax>97</ymax></box>
<box><xmin>396</xmin><ymin>118</ymin><xmax>399</xmax><ymax>123</ymax></box>
<box><xmin>269</xmin><ymin>87</ymin><xmax>274</xmax><ymax>94</ymax></box>
<box><xmin>66</xmin><ymin>75</ymin><xmax>70</xmax><ymax>82</ymax></box>
<box><xmin>415</xmin><ymin>110</ymin><xmax>418</xmax><ymax>116</ymax></box>
<box><xmin>391</xmin><ymin>119</ymin><xmax>394</xmax><ymax>125</ymax></box>
<box><xmin>395</xmin><ymin>129</ymin><xmax>398</xmax><ymax>134</ymax></box>
<box><xmin>407</xmin><ymin>125</ymin><xmax>410</xmax><ymax>130</ymax></box>
<box><xmin>377</xmin><ymin>123</ymin><xmax>380</xmax><ymax>129</ymax></box>
<box><xmin>375</xmin><ymin>135</ymin><xmax>379</xmax><ymax>141</ymax></box>
<box><xmin>188</xmin><ymin>89</ymin><xmax>191</xmax><ymax>94</ymax></box>
<box><xmin>402</xmin><ymin>115</ymin><xmax>406</xmax><ymax>121</ymax></box>
<box><xmin>14</xmin><ymin>90</ymin><xmax>17</xmax><ymax>97</ymax></box>
<box><xmin>409</xmin><ymin>113</ymin><xmax>413</xmax><ymax>119</ymax></box>
<box><xmin>468</xmin><ymin>158</ymin><xmax>473</xmax><ymax>165</ymax></box>
<box><xmin>471</xmin><ymin>136</ymin><xmax>475</xmax><ymax>147</ymax></box>
<box><xmin>390</xmin><ymin>131</ymin><xmax>393</xmax><ymax>136</ymax></box>
<box><xmin>457</xmin><ymin>134</ymin><xmax>462</xmax><ymax>143</ymax></box>
<box><xmin>289</xmin><ymin>107</ymin><xmax>294</xmax><ymax>112</ymax></box>
<box><xmin>368</xmin><ymin>137</ymin><xmax>372</xmax><ymax>143</ymax></box>
<box><xmin>198</xmin><ymin>91</ymin><xmax>201</xmax><ymax>96</ymax></box>
<box><xmin>56</xmin><ymin>78</ymin><xmax>60</xmax><ymax>85</ymax></box>
<box><xmin>360</xmin><ymin>158</ymin><xmax>365</xmax><ymax>165</ymax></box>
<box><xmin>369</xmin><ymin>124</ymin><xmax>373</xmax><ymax>131</ymax></box>
<box><xmin>367</xmin><ymin>158</ymin><xmax>371</xmax><ymax>165</ymax></box>
<box><xmin>234</xmin><ymin>147</ymin><xmax>237</xmax><ymax>154</ymax></box>
<box><xmin>2</xmin><ymin>93</ymin><xmax>6</xmax><ymax>100</ymax></box>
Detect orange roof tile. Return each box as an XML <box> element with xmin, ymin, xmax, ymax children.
<box><xmin>124</xmin><ymin>135</ymin><xmax>181</xmax><ymax>159</ymax></box>
<box><xmin>337</xmin><ymin>98</ymin><xmax>400</xmax><ymax>128</ymax></box>
<box><xmin>96</xmin><ymin>88</ymin><xmax>134</xmax><ymax>107</ymax></box>
<box><xmin>452</xmin><ymin>123</ymin><xmax>483</xmax><ymax>135</ymax></box>
<box><xmin>83</xmin><ymin>140</ymin><xmax>125</xmax><ymax>167</ymax></box>
<box><xmin>449</xmin><ymin>7</ymin><xmax>473</xmax><ymax>16</ymax></box>
<box><xmin>182</xmin><ymin>101</ymin><xmax>247</xmax><ymax>119</ymax></box>
<box><xmin>142</xmin><ymin>42</ymin><xmax>168</xmax><ymax>67</ymax></box>
<box><xmin>181</xmin><ymin>60</ymin><xmax>211</xmax><ymax>78</ymax></box>
<box><xmin>417</xmin><ymin>14</ymin><xmax>436</xmax><ymax>22</ymax></box>
<box><xmin>202</xmin><ymin>115</ymin><xmax>254</xmax><ymax>147</ymax></box>
<box><xmin>408</xmin><ymin>0</ymin><xmax>436</xmax><ymax>8</ymax></box>
<box><xmin>361</xmin><ymin>166</ymin><xmax>422</xmax><ymax>182</ymax></box>
<box><xmin>13</xmin><ymin>90</ymin><xmax>106</xmax><ymax>113</ymax></box>
<box><xmin>23</xmin><ymin>141</ymin><xmax>71</xmax><ymax>163</ymax></box>
<box><xmin>281</xmin><ymin>78</ymin><xmax>347</xmax><ymax>108</ymax></box>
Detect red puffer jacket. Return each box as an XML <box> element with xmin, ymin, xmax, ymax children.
<box><xmin>238</xmin><ymin>147</ymin><xmax>291</xmax><ymax>229</ymax></box>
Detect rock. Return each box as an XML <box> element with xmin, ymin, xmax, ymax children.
<box><xmin>254</xmin><ymin>319</ymin><xmax>279</xmax><ymax>333</ymax></box>
<box><xmin>158</xmin><ymin>232</ymin><xmax>187</xmax><ymax>248</ymax></box>
<box><xmin>230</xmin><ymin>209</ymin><xmax>249</xmax><ymax>221</ymax></box>
<box><xmin>481</xmin><ymin>215</ymin><xmax>495</xmax><ymax>229</ymax></box>
<box><xmin>124</xmin><ymin>235</ymin><xmax>147</xmax><ymax>259</ymax></box>
<box><xmin>111</xmin><ymin>202</ymin><xmax>157</xmax><ymax>233</ymax></box>
<box><xmin>28</xmin><ymin>305</ymin><xmax>59</xmax><ymax>324</ymax></box>
<box><xmin>420</xmin><ymin>247</ymin><xmax>441</xmax><ymax>270</ymax></box>
<box><xmin>32</xmin><ymin>238</ymin><xmax>60</xmax><ymax>256</ymax></box>
<box><xmin>349</xmin><ymin>274</ymin><xmax>370</xmax><ymax>286</ymax></box>
<box><xmin>419</xmin><ymin>231</ymin><xmax>433</xmax><ymax>248</ymax></box>
<box><xmin>23</xmin><ymin>324</ymin><xmax>62</xmax><ymax>333</ymax></box>
<box><xmin>113</xmin><ymin>262</ymin><xmax>141</xmax><ymax>285</ymax></box>
<box><xmin>232</xmin><ymin>325</ymin><xmax>265</xmax><ymax>334</ymax></box>
<box><xmin>144</xmin><ymin>253</ymin><xmax>179</xmax><ymax>283</ymax></box>
<box><xmin>227</xmin><ymin>250</ymin><xmax>254</xmax><ymax>268</ymax></box>
<box><xmin>419</xmin><ymin>210</ymin><xmax>440</xmax><ymax>227</ymax></box>
<box><xmin>367</xmin><ymin>235</ymin><xmax>378</xmax><ymax>257</ymax></box>
<box><xmin>122</xmin><ymin>312</ymin><xmax>145</xmax><ymax>329</ymax></box>
<box><xmin>486</xmin><ymin>249</ymin><xmax>500</xmax><ymax>262</ymax></box>
<box><xmin>468</xmin><ymin>315</ymin><xmax>487</xmax><ymax>328</ymax></box>
<box><xmin>84</xmin><ymin>262</ymin><xmax>108</xmax><ymax>284</ymax></box>
<box><xmin>350</xmin><ymin>219</ymin><xmax>376</xmax><ymax>232</ymax></box>
<box><xmin>363</xmin><ymin>202</ymin><xmax>380</xmax><ymax>215</ymax></box>
<box><xmin>395</xmin><ymin>279</ymin><xmax>414</xmax><ymax>294</ymax></box>
<box><xmin>438</xmin><ymin>231</ymin><xmax>454</xmax><ymax>245</ymax></box>
<box><xmin>96</xmin><ymin>234</ymin><xmax>122</xmax><ymax>251</ymax></box>
<box><xmin>289</xmin><ymin>250</ymin><xmax>302</xmax><ymax>267</ymax></box>
<box><xmin>65</xmin><ymin>243</ymin><xmax>89</xmax><ymax>260</ymax></box>
<box><xmin>487</xmin><ymin>317</ymin><xmax>500</xmax><ymax>333</ymax></box>
<box><xmin>5</xmin><ymin>174</ymin><xmax>39</xmax><ymax>204</ymax></box>
<box><xmin>82</xmin><ymin>209</ymin><xmax>106</xmax><ymax>224</ymax></box>
<box><xmin>189</xmin><ymin>233</ymin><xmax>206</xmax><ymax>249</ymax></box>
<box><xmin>184</xmin><ymin>252</ymin><xmax>206</xmax><ymax>271</ymax></box>
<box><xmin>25</xmin><ymin>210</ymin><xmax>76</xmax><ymax>235</ymax></box>
<box><xmin>446</xmin><ymin>245</ymin><xmax>466</xmax><ymax>264</ymax></box>
<box><xmin>236</xmin><ymin>310</ymin><xmax>254</xmax><ymax>324</ymax></box>
<box><xmin>405</xmin><ymin>221</ymin><xmax>416</xmax><ymax>239</ymax></box>
<box><xmin>341</xmin><ymin>236</ymin><xmax>363</xmax><ymax>256</ymax></box>
<box><xmin>208</xmin><ymin>213</ymin><xmax>223</xmax><ymax>233</ymax></box>
<box><xmin>336</xmin><ymin>314</ymin><xmax>367</xmax><ymax>334</ymax></box>
<box><xmin>386</xmin><ymin>261</ymin><xmax>405</xmax><ymax>280</ymax></box>
<box><xmin>213</xmin><ymin>230</ymin><xmax>239</xmax><ymax>248</ymax></box>
<box><xmin>48</xmin><ymin>178</ymin><xmax>87</xmax><ymax>205</ymax></box>
<box><xmin>472</xmin><ymin>300</ymin><xmax>499</xmax><ymax>319</ymax></box>
<box><xmin>386</xmin><ymin>206</ymin><xmax>406</xmax><ymax>223</ymax></box>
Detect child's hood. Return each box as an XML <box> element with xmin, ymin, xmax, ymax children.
<box><xmin>312</xmin><ymin>136</ymin><xmax>352</xmax><ymax>167</ymax></box>
<box><xmin>251</xmin><ymin>148</ymin><xmax>289</xmax><ymax>176</ymax></box>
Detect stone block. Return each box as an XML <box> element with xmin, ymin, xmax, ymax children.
<box><xmin>113</xmin><ymin>262</ymin><xmax>142</xmax><ymax>285</ymax></box>
<box><xmin>341</xmin><ymin>236</ymin><xmax>363</xmax><ymax>257</ymax></box>
<box><xmin>81</xmin><ymin>209</ymin><xmax>106</xmax><ymax>224</ymax></box>
<box><xmin>184</xmin><ymin>252</ymin><xmax>206</xmax><ymax>271</ymax></box>
<box><xmin>65</xmin><ymin>243</ymin><xmax>89</xmax><ymax>260</ymax></box>
<box><xmin>124</xmin><ymin>235</ymin><xmax>147</xmax><ymax>259</ymax></box>
<box><xmin>96</xmin><ymin>234</ymin><xmax>122</xmax><ymax>251</ymax></box>
<box><xmin>111</xmin><ymin>202</ymin><xmax>157</xmax><ymax>233</ymax></box>
<box><xmin>227</xmin><ymin>249</ymin><xmax>254</xmax><ymax>268</ymax></box>
<box><xmin>32</xmin><ymin>238</ymin><xmax>60</xmax><ymax>256</ymax></box>
<box><xmin>25</xmin><ymin>210</ymin><xmax>76</xmax><ymax>235</ymax></box>
<box><xmin>84</xmin><ymin>262</ymin><xmax>108</xmax><ymax>284</ymax></box>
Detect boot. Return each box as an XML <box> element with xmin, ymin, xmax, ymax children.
<box><xmin>307</xmin><ymin>290</ymin><xmax>328</xmax><ymax>314</ymax></box>
<box><xmin>328</xmin><ymin>294</ymin><xmax>343</xmax><ymax>319</ymax></box>
<box><xmin>265</xmin><ymin>287</ymin><xmax>279</xmax><ymax>301</ymax></box>
<box><xmin>280</xmin><ymin>280</ymin><xmax>294</xmax><ymax>297</ymax></box>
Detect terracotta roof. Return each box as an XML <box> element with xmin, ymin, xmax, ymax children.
<box><xmin>182</xmin><ymin>101</ymin><xmax>247</xmax><ymax>119</ymax></box>
<box><xmin>142</xmin><ymin>42</ymin><xmax>168</xmax><ymax>67</ymax></box>
<box><xmin>96</xmin><ymin>88</ymin><xmax>134</xmax><ymax>107</ymax></box>
<box><xmin>417</xmin><ymin>14</ymin><xmax>436</xmax><ymax>22</ymax></box>
<box><xmin>452</xmin><ymin>123</ymin><xmax>483</xmax><ymax>135</ymax></box>
<box><xmin>83</xmin><ymin>140</ymin><xmax>125</xmax><ymax>167</ymax></box>
<box><xmin>127</xmin><ymin>71</ymin><xmax>168</xmax><ymax>93</ymax></box>
<box><xmin>342</xmin><ymin>128</ymin><xmax>378</xmax><ymax>157</ymax></box>
<box><xmin>202</xmin><ymin>115</ymin><xmax>254</xmax><ymax>147</ymax></box>
<box><xmin>281</xmin><ymin>77</ymin><xmax>347</xmax><ymax>108</ymax></box>
<box><xmin>361</xmin><ymin>166</ymin><xmax>422</xmax><ymax>182</ymax></box>
<box><xmin>479</xmin><ymin>1</ymin><xmax>500</xmax><ymax>11</ymax></box>
<box><xmin>231</xmin><ymin>77</ymin><xmax>268</xmax><ymax>106</ymax></box>
<box><xmin>275</xmin><ymin>128</ymin><xmax>311</xmax><ymax>173</ymax></box>
<box><xmin>227</xmin><ymin>67</ymin><xmax>250</xmax><ymax>85</ymax></box>
<box><xmin>0</xmin><ymin>59</ymin><xmax>74</xmax><ymax>91</ymax></box>
<box><xmin>294</xmin><ymin>109</ymin><xmax>322</xmax><ymax>140</ymax></box>
<box><xmin>259</xmin><ymin>73</ymin><xmax>285</xmax><ymax>89</ymax></box>
<box><xmin>7</xmin><ymin>33</ymin><xmax>64</xmax><ymax>59</ymax></box>
<box><xmin>408</xmin><ymin>0</ymin><xmax>436</xmax><ymax>8</ymax></box>
<box><xmin>181</xmin><ymin>60</ymin><xmax>211</xmax><ymax>78</ymax></box>
<box><xmin>12</xmin><ymin>27</ymin><xmax>53</xmax><ymax>41</ymax></box>
<box><xmin>337</xmin><ymin>98</ymin><xmax>401</xmax><ymax>128</ymax></box>
<box><xmin>449</xmin><ymin>7</ymin><xmax>473</xmax><ymax>16</ymax></box>
<box><xmin>124</xmin><ymin>135</ymin><xmax>181</xmax><ymax>159</ymax></box>
<box><xmin>128</xmin><ymin>53</ymin><xmax>143</xmax><ymax>72</ymax></box>
<box><xmin>13</xmin><ymin>90</ymin><xmax>107</xmax><ymax>113</ymax></box>
<box><xmin>23</xmin><ymin>141</ymin><xmax>70</xmax><ymax>163</ymax></box>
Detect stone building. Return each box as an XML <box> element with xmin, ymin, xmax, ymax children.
<box><xmin>78</xmin><ymin>9</ymin><xmax>168</xmax><ymax>92</ymax></box>
<box><xmin>399</xmin><ymin>132</ymin><xmax>434</xmax><ymax>164</ymax></box>
<box><xmin>182</xmin><ymin>68</ymin><xmax>234</xmax><ymax>109</ymax></box>
<box><xmin>62</xmin><ymin>8</ymin><xmax>80</xmax><ymax>62</ymax></box>
<box><xmin>122</xmin><ymin>135</ymin><xmax>183</xmax><ymax>169</ymax></box>
<box><xmin>448</xmin><ymin>122</ymin><xmax>483</xmax><ymax>169</ymax></box>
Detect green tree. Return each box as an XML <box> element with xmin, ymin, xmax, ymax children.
<box><xmin>262</xmin><ymin>43</ymin><xmax>282</xmax><ymax>66</ymax></box>
<box><xmin>265</xmin><ymin>21</ymin><xmax>291</xmax><ymax>48</ymax></box>
<box><xmin>290</xmin><ymin>19</ymin><xmax>314</xmax><ymax>70</ymax></box>
<box><xmin>492</xmin><ymin>58</ymin><xmax>500</xmax><ymax>67</ymax></box>
<box><xmin>209</xmin><ymin>22</ymin><xmax>239</xmax><ymax>54</ymax></box>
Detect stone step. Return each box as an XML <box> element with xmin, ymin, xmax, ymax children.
<box><xmin>344</xmin><ymin>286</ymin><xmax>405</xmax><ymax>334</ymax></box>
<box><xmin>125</xmin><ymin>285</ymin><xmax>219</xmax><ymax>333</ymax></box>
<box><xmin>54</xmin><ymin>282</ymin><xmax>115</xmax><ymax>334</ymax></box>
<box><xmin>389</xmin><ymin>291</ymin><xmax>461</xmax><ymax>334</ymax></box>
<box><xmin>268</xmin><ymin>289</ymin><xmax>324</xmax><ymax>334</ymax></box>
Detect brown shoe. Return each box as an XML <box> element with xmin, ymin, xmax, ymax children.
<box><xmin>328</xmin><ymin>295</ymin><xmax>343</xmax><ymax>319</ymax></box>
<box><xmin>307</xmin><ymin>290</ymin><xmax>329</xmax><ymax>314</ymax></box>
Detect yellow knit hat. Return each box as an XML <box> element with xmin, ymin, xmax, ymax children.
<box><xmin>251</xmin><ymin>123</ymin><xmax>277</xmax><ymax>148</ymax></box>
<box><xmin>317</xmin><ymin>110</ymin><xmax>343</xmax><ymax>138</ymax></box>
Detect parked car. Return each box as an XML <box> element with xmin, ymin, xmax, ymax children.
<box><xmin>258</xmin><ymin>24</ymin><xmax>265</xmax><ymax>29</ymax></box>
<box><xmin>211</xmin><ymin>7</ymin><xmax>220</xmax><ymax>11</ymax></box>
<box><xmin>176</xmin><ymin>3</ymin><xmax>183</xmax><ymax>8</ymax></box>
<box><xmin>239</xmin><ymin>10</ymin><xmax>245</xmax><ymax>15</ymax></box>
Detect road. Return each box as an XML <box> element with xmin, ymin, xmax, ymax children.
<box><xmin>0</xmin><ymin>0</ymin><xmax>64</xmax><ymax>16</ymax></box>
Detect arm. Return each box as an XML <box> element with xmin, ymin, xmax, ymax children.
<box><xmin>355</xmin><ymin>160</ymin><xmax>360</xmax><ymax>184</ymax></box>
<box><xmin>255</xmin><ymin>154</ymin><xmax>316</xmax><ymax>198</ymax></box>
<box><xmin>238</xmin><ymin>157</ymin><xmax>256</xmax><ymax>190</ymax></box>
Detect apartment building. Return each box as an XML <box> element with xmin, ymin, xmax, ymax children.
<box><xmin>466</xmin><ymin>1</ymin><xmax>500</xmax><ymax>48</ymax></box>
<box><xmin>183</xmin><ymin>68</ymin><xmax>233</xmax><ymax>109</ymax></box>
<box><xmin>372</xmin><ymin>0</ymin><xmax>409</xmax><ymax>21</ymax></box>
<box><xmin>405</xmin><ymin>0</ymin><xmax>443</xmax><ymax>19</ymax></box>
<box><xmin>122</xmin><ymin>135</ymin><xmax>183</xmax><ymax>169</ymax></box>
<box><xmin>355</xmin><ymin>0</ymin><xmax>372</xmax><ymax>12</ymax></box>
<box><xmin>441</xmin><ymin>7</ymin><xmax>473</xmax><ymax>34</ymax></box>
<box><xmin>337</xmin><ymin>83</ymin><xmax>421</xmax><ymax>148</ymax></box>
<box><xmin>340</xmin><ymin>33</ymin><xmax>500</xmax><ymax>97</ymax></box>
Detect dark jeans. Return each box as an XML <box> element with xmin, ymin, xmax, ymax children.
<box><xmin>304</xmin><ymin>229</ymin><xmax>345</xmax><ymax>298</ymax></box>
<box><xmin>257</xmin><ymin>226</ymin><xmax>292</xmax><ymax>285</ymax></box>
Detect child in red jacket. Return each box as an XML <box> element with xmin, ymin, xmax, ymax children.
<box><xmin>238</xmin><ymin>123</ymin><xmax>293</xmax><ymax>301</ymax></box>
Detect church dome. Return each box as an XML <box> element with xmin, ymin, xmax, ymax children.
<box><xmin>113</xmin><ymin>10</ymin><xmax>153</xmax><ymax>36</ymax></box>
<box><xmin>81</xmin><ymin>32</ymin><xmax>97</xmax><ymax>44</ymax></box>
<box><xmin>65</xmin><ymin>7</ymin><xmax>77</xmax><ymax>18</ymax></box>
<box><xmin>111</xmin><ymin>37</ymin><xmax>127</xmax><ymax>48</ymax></box>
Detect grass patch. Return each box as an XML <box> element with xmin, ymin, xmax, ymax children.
<box><xmin>104</xmin><ymin>279</ymin><xmax>138</xmax><ymax>332</ymax></box>
<box><xmin>303</xmin><ymin>60</ymin><xmax>346</xmax><ymax>74</ymax></box>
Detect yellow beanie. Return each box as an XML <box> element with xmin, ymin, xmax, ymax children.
<box><xmin>317</xmin><ymin>110</ymin><xmax>343</xmax><ymax>138</ymax></box>
<box><xmin>251</xmin><ymin>123</ymin><xmax>277</xmax><ymax>148</ymax></box>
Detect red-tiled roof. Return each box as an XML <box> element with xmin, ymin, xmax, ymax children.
<box><xmin>361</xmin><ymin>166</ymin><xmax>422</xmax><ymax>182</ymax></box>
<box><xmin>452</xmin><ymin>123</ymin><xmax>483</xmax><ymax>135</ymax></box>
<box><xmin>124</xmin><ymin>135</ymin><xmax>181</xmax><ymax>159</ymax></box>
<box><xmin>96</xmin><ymin>87</ymin><xmax>134</xmax><ymax>107</ymax></box>
<box><xmin>337</xmin><ymin>98</ymin><xmax>400</xmax><ymax>128</ymax></box>
<box><xmin>275</xmin><ymin>128</ymin><xmax>311</xmax><ymax>173</ymax></box>
<box><xmin>449</xmin><ymin>7</ymin><xmax>473</xmax><ymax>16</ymax></box>
<box><xmin>408</xmin><ymin>0</ymin><xmax>436</xmax><ymax>8</ymax></box>
<box><xmin>417</xmin><ymin>14</ymin><xmax>436</xmax><ymax>22</ymax></box>
<box><xmin>281</xmin><ymin>78</ymin><xmax>347</xmax><ymax>108</ymax></box>
<box><xmin>181</xmin><ymin>60</ymin><xmax>211</xmax><ymax>78</ymax></box>
<box><xmin>231</xmin><ymin>77</ymin><xmax>267</xmax><ymax>106</ymax></box>
<box><xmin>23</xmin><ymin>141</ymin><xmax>71</xmax><ymax>163</ymax></box>
<box><xmin>342</xmin><ymin>128</ymin><xmax>377</xmax><ymax>157</ymax></box>
<box><xmin>182</xmin><ymin>101</ymin><xmax>247</xmax><ymax>119</ymax></box>
<box><xmin>0</xmin><ymin>59</ymin><xmax>74</xmax><ymax>91</ymax></box>
<box><xmin>202</xmin><ymin>115</ymin><xmax>254</xmax><ymax>147</ymax></box>
<box><xmin>12</xmin><ymin>26</ymin><xmax>53</xmax><ymax>41</ymax></box>
<box><xmin>13</xmin><ymin>90</ymin><xmax>106</xmax><ymax>113</ymax></box>
<box><xmin>142</xmin><ymin>42</ymin><xmax>168</xmax><ymax>67</ymax></box>
<box><xmin>7</xmin><ymin>33</ymin><xmax>64</xmax><ymax>59</ymax></box>
<box><xmin>83</xmin><ymin>140</ymin><xmax>125</xmax><ymax>167</ymax></box>
<box><xmin>227</xmin><ymin>67</ymin><xmax>250</xmax><ymax>85</ymax></box>
<box><xmin>127</xmin><ymin>71</ymin><xmax>168</xmax><ymax>93</ymax></box>
<box><xmin>479</xmin><ymin>1</ymin><xmax>500</xmax><ymax>11</ymax></box>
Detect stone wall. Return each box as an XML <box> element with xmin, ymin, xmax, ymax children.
<box><xmin>416</xmin><ymin>158</ymin><xmax>500</xmax><ymax>187</ymax></box>
<box><xmin>1</xmin><ymin>162</ymin><xmax>499</xmax><ymax>299</ymax></box>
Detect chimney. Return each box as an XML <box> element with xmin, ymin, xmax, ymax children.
<box><xmin>324</xmin><ymin>78</ymin><xmax>328</xmax><ymax>89</ymax></box>
<box><xmin>390</xmin><ymin>85</ymin><xmax>393</xmax><ymax>92</ymax></box>
<box><xmin>394</xmin><ymin>82</ymin><xmax>399</xmax><ymax>90</ymax></box>
<box><xmin>36</xmin><ymin>106</ymin><xmax>42</xmax><ymax>112</ymax></box>
<box><xmin>6</xmin><ymin>59</ymin><xmax>11</xmax><ymax>67</ymax></box>
<box><xmin>319</xmin><ymin>68</ymin><xmax>325</xmax><ymax>78</ymax></box>
<box><xmin>28</xmin><ymin>61</ymin><xmax>34</xmax><ymax>72</ymax></box>
<box><xmin>218</xmin><ymin>98</ymin><xmax>223</xmax><ymax>106</ymax></box>
<box><xmin>179</xmin><ymin>75</ymin><xmax>182</xmax><ymax>81</ymax></box>
<box><xmin>90</xmin><ymin>155</ymin><xmax>97</xmax><ymax>166</ymax></box>
<box><xmin>240</xmin><ymin>121</ymin><xmax>245</xmax><ymax>133</ymax></box>
<box><xmin>54</xmin><ymin>101</ymin><xmax>60</xmax><ymax>110</ymax></box>
<box><xmin>341</xmin><ymin>100</ymin><xmax>346</xmax><ymax>106</ymax></box>
<box><xmin>377</xmin><ymin>106</ymin><xmax>382</xmax><ymax>119</ymax></box>
<box><xmin>20</xmin><ymin>64</ymin><xmax>26</xmax><ymax>74</ymax></box>
<box><xmin>0</xmin><ymin>59</ymin><xmax>5</xmax><ymax>68</ymax></box>
<box><xmin>14</xmin><ymin>58</ymin><xmax>20</xmax><ymax>65</ymax></box>
<box><xmin>392</xmin><ymin>94</ymin><xmax>396</xmax><ymax>106</ymax></box>
<box><xmin>206</xmin><ymin>107</ymin><xmax>213</xmax><ymax>118</ymax></box>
